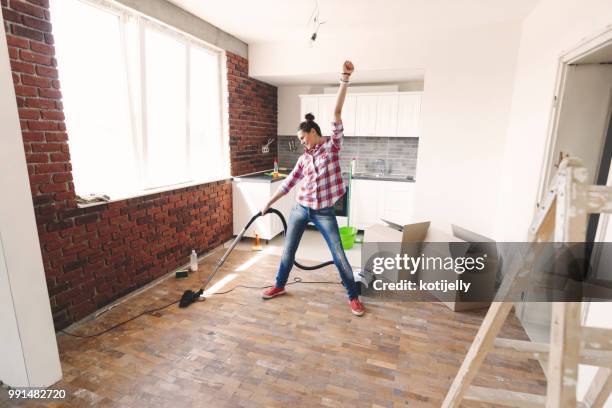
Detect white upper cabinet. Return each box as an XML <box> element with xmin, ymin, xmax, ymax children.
<box><xmin>355</xmin><ymin>95</ymin><xmax>378</xmax><ymax>137</ymax></box>
<box><xmin>396</xmin><ymin>93</ymin><xmax>422</xmax><ymax>137</ymax></box>
<box><xmin>375</xmin><ymin>94</ymin><xmax>399</xmax><ymax>137</ymax></box>
<box><xmin>299</xmin><ymin>92</ymin><xmax>421</xmax><ymax>138</ymax></box>
<box><xmin>316</xmin><ymin>95</ymin><xmax>336</xmax><ymax>136</ymax></box>
<box><xmin>300</xmin><ymin>95</ymin><xmax>318</xmax><ymax>124</ymax></box>
<box><xmin>342</xmin><ymin>95</ymin><xmax>356</xmax><ymax>136</ymax></box>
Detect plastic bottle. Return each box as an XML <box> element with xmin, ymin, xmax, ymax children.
<box><xmin>273</xmin><ymin>159</ymin><xmax>279</xmax><ymax>177</ymax></box>
<box><xmin>190</xmin><ymin>249</ymin><xmax>198</xmax><ymax>272</ymax></box>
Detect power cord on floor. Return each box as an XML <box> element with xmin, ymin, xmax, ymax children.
<box><xmin>60</xmin><ymin>277</ymin><xmax>341</xmax><ymax>339</ymax></box>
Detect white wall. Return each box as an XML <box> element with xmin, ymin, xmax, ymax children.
<box><xmin>495</xmin><ymin>0</ymin><xmax>612</xmax><ymax>241</ymax></box>
<box><xmin>261</xmin><ymin>23</ymin><xmax>522</xmax><ymax>237</ymax></box>
<box><xmin>0</xmin><ymin>12</ymin><xmax>62</xmax><ymax>387</ymax></box>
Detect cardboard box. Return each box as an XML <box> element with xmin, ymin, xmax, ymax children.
<box><xmin>363</xmin><ymin>220</ymin><xmax>498</xmax><ymax>311</ymax></box>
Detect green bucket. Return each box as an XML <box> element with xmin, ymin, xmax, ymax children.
<box><xmin>339</xmin><ymin>226</ymin><xmax>357</xmax><ymax>250</ymax></box>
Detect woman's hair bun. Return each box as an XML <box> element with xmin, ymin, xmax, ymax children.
<box><xmin>305</xmin><ymin>113</ymin><xmax>315</xmax><ymax>121</ymax></box>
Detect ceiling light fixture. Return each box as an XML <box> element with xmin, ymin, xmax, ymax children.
<box><xmin>308</xmin><ymin>0</ymin><xmax>326</xmax><ymax>47</ymax></box>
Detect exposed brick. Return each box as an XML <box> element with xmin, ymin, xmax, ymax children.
<box><xmin>45</xmin><ymin>131</ymin><xmax>67</xmax><ymax>142</ymax></box>
<box><xmin>20</xmin><ymin>49</ymin><xmax>53</xmax><ymax>65</ymax></box>
<box><xmin>29</xmin><ymin>41</ymin><xmax>54</xmax><ymax>55</ymax></box>
<box><xmin>28</xmin><ymin>120</ymin><xmax>59</xmax><ymax>131</ymax></box>
<box><xmin>8</xmin><ymin>46</ymin><xmax>18</xmax><ymax>59</ymax></box>
<box><xmin>41</xmin><ymin>110</ymin><xmax>63</xmax><ymax>120</ymax></box>
<box><xmin>18</xmin><ymin>107</ymin><xmax>39</xmax><ymax>119</ymax></box>
<box><xmin>10</xmin><ymin>0</ymin><xmax>45</xmax><ymax>18</ymax></box>
<box><xmin>21</xmin><ymin>73</ymin><xmax>51</xmax><ymax>88</ymax></box>
<box><xmin>38</xmin><ymin>88</ymin><xmax>60</xmax><ymax>99</ymax></box>
<box><xmin>5</xmin><ymin>34</ymin><xmax>29</xmax><ymax>49</ymax></box>
<box><xmin>31</xmin><ymin>142</ymin><xmax>62</xmax><ymax>152</ymax></box>
<box><xmin>22</xmin><ymin>131</ymin><xmax>44</xmax><ymax>142</ymax></box>
<box><xmin>2</xmin><ymin>8</ymin><xmax>21</xmax><ymax>24</ymax></box>
<box><xmin>26</xmin><ymin>97</ymin><xmax>54</xmax><ymax>109</ymax></box>
<box><xmin>14</xmin><ymin>84</ymin><xmax>37</xmax><ymax>96</ymax></box>
<box><xmin>11</xmin><ymin>24</ymin><xmax>44</xmax><ymax>41</ymax></box>
<box><xmin>35</xmin><ymin>65</ymin><xmax>57</xmax><ymax>78</ymax></box>
<box><xmin>27</xmin><ymin>0</ymin><xmax>50</xmax><ymax>7</ymax></box>
<box><xmin>10</xmin><ymin>60</ymin><xmax>35</xmax><ymax>74</ymax></box>
<box><xmin>22</xmin><ymin>15</ymin><xmax>51</xmax><ymax>32</ymax></box>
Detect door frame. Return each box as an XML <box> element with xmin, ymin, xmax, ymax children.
<box><xmin>536</xmin><ymin>26</ymin><xmax>612</xmax><ymax>203</ymax></box>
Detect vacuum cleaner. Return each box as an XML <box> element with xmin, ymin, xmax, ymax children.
<box><xmin>179</xmin><ymin>208</ymin><xmax>337</xmax><ymax>308</ymax></box>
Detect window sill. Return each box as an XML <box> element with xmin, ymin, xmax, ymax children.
<box><xmin>76</xmin><ymin>177</ymin><xmax>231</xmax><ymax>209</ymax></box>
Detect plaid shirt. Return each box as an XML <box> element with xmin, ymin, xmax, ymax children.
<box><xmin>279</xmin><ymin>121</ymin><xmax>346</xmax><ymax>210</ymax></box>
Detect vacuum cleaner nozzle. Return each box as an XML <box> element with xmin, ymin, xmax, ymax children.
<box><xmin>179</xmin><ymin>289</ymin><xmax>203</xmax><ymax>308</ymax></box>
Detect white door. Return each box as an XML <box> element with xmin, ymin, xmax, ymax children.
<box><xmin>300</xmin><ymin>96</ymin><xmax>318</xmax><ymax>123</ymax></box>
<box><xmin>316</xmin><ymin>95</ymin><xmax>336</xmax><ymax>136</ymax></box>
<box><xmin>355</xmin><ymin>95</ymin><xmax>378</xmax><ymax>137</ymax></box>
<box><xmin>342</xmin><ymin>95</ymin><xmax>357</xmax><ymax>136</ymax></box>
<box><xmin>376</xmin><ymin>94</ymin><xmax>399</xmax><ymax>137</ymax></box>
<box><xmin>396</xmin><ymin>93</ymin><xmax>422</xmax><ymax>137</ymax></box>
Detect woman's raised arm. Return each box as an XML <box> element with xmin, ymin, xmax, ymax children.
<box><xmin>334</xmin><ymin>60</ymin><xmax>354</xmax><ymax>123</ymax></box>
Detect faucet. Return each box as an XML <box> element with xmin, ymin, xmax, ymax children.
<box><xmin>374</xmin><ymin>159</ymin><xmax>385</xmax><ymax>176</ymax></box>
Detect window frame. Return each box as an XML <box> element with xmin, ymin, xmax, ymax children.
<box><xmin>56</xmin><ymin>0</ymin><xmax>230</xmax><ymax>205</ymax></box>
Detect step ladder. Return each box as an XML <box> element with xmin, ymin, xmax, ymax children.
<box><xmin>442</xmin><ymin>158</ymin><xmax>612</xmax><ymax>408</ymax></box>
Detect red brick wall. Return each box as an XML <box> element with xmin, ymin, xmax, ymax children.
<box><xmin>2</xmin><ymin>0</ymin><xmax>276</xmax><ymax>329</ymax></box>
<box><xmin>227</xmin><ymin>52</ymin><xmax>278</xmax><ymax>176</ymax></box>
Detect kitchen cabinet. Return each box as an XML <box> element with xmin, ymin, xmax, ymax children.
<box><xmin>396</xmin><ymin>93</ymin><xmax>422</xmax><ymax>137</ymax></box>
<box><xmin>355</xmin><ymin>95</ymin><xmax>378</xmax><ymax>137</ymax></box>
<box><xmin>316</xmin><ymin>95</ymin><xmax>336</xmax><ymax>136</ymax></box>
<box><xmin>300</xmin><ymin>96</ymin><xmax>318</xmax><ymax>123</ymax></box>
<box><xmin>300</xmin><ymin>92</ymin><xmax>422</xmax><ymax>138</ymax></box>
<box><xmin>342</xmin><ymin>95</ymin><xmax>356</xmax><ymax>136</ymax></box>
<box><xmin>348</xmin><ymin>179</ymin><xmax>415</xmax><ymax>230</ymax></box>
<box><xmin>375</xmin><ymin>95</ymin><xmax>399</xmax><ymax>137</ymax></box>
<box><xmin>233</xmin><ymin>178</ymin><xmax>296</xmax><ymax>240</ymax></box>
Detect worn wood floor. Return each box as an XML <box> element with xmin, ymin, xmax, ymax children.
<box><xmin>1</xmin><ymin>246</ymin><xmax>546</xmax><ymax>407</ymax></box>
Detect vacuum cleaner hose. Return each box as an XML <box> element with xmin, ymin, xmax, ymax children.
<box><xmin>243</xmin><ymin>208</ymin><xmax>334</xmax><ymax>271</ymax></box>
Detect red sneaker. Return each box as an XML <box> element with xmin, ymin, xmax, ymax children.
<box><xmin>350</xmin><ymin>298</ymin><xmax>365</xmax><ymax>316</ymax></box>
<box><xmin>262</xmin><ymin>286</ymin><xmax>286</xmax><ymax>299</ymax></box>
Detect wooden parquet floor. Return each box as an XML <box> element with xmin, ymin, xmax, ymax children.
<box><xmin>1</xmin><ymin>246</ymin><xmax>546</xmax><ymax>407</ymax></box>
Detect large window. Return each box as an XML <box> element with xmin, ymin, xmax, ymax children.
<box><xmin>51</xmin><ymin>0</ymin><xmax>228</xmax><ymax>199</ymax></box>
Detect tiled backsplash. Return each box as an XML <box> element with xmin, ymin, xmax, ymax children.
<box><xmin>278</xmin><ymin>136</ymin><xmax>419</xmax><ymax>178</ymax></box>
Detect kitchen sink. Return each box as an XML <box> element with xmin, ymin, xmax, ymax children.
<box><xmin>352</xmin><ymin>173</ymin><xmax>415</xmax><ymax>181</ymax></box>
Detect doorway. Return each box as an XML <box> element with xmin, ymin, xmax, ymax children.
<box><xmin>517</xmin><ymin>31</ymin><xmax>612</xmax><ymax>343</ymax></box>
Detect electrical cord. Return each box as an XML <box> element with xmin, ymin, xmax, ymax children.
<box><xmin>61</xmin><ymin>208</ymin><xmax>344</xmax><ymax>339</ymax></box>
<box><xmin>60</xmin><ymin>277</ymin><xmax>341</xmax><ymax>339</ymax></box>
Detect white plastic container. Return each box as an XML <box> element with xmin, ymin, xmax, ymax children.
<box><xmin>190</xmin><ymin>249</ymin><xmax>198</xmax><ymax>272</ymax></box>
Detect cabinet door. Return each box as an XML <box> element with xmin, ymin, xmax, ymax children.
<box><xmin>396</xmin><ymin>94</ymin><xmax>422</xmax><ymax>137</ymax></box>
<box><xmin>382</xmin><ymin>181</ymin><xmax>415</xmax><ymax>225</ymax></box>
<box><xmin>316</xmin><ymin>95</ymin><xmax>336</xmax><ymax>136</ymax></box>
<box><xmin>355</xmin><ymin>95</ymin><xmax>378</xmax><ymax>137</ymax></box>
<box><xmin>300</xmin><ymin>96</ymin><xmax>318</xmax><ymax>123</ymax></box>
<box><xmin>350</xmin><ymin>179</ymin><xmax>384</xmax><ymax>230</ymax></box>
<box><xmin>342</xmin><ymin>95</ymin><xmax>357</xmax><ymax>136</ymax></box>
<box><xmin>375</xmin><ymin>94</ymin><xmax>399</xmax><ymax>137</ymax></box>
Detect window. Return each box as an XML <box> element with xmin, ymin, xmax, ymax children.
<box><xmin>51</xmin><ymin>0</ymin><xmax>228</xmax><ymax>200</ymax></box>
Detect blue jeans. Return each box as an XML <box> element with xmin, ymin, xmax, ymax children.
<box><xmin>275</xmin><ymin>204</ymin><xmax>358</xmax><ymax>300</ymax></box>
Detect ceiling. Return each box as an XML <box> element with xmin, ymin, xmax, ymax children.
<box><xmin>167</xmin><ymin>0</ymin><xmax>539</xmax><ymax>44</ymax></box>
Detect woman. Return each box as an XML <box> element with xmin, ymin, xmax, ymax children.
<box><xmin>260</xmin><ymin>60</ymin><xmax>365</xmax><ymax>316</ymax></box>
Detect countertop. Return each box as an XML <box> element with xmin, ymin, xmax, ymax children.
<box><xmin>233</xmin><ymin>170</ymin><xmax>288</xmax><ymax>183</ymax></box>
<box><xmin>352</xmin><ymin>173</ymin><xmax>416</xmax><ymax>183</ymax></box>
<box><xmin>233</xmin><ymin>170</ymin><xmax>416</xmax><ymax>183</ymax></box>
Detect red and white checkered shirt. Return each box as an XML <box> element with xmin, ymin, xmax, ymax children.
<box><xmin>279</xmin><ymin>121</ymin><xmax>346</xmax><ymax>210</ymax></box>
